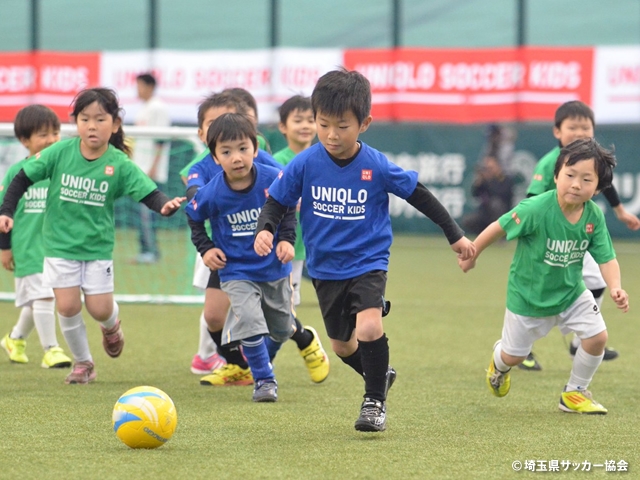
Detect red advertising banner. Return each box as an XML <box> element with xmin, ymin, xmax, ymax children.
<box><xmin>344</xmin><ymin>47</ymin><xmax>594</xmax><ymax>123</ymax></box>
<box><xmin>0</xmin><ymin>52</ymin><xmax>100</xmax><ymax>122</ymax></box>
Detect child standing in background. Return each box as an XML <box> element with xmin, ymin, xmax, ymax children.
<box><xmin>0</xmin><ymin>88</ymin><xmax>184</xmax><ymax>384</ymax></box>
<box><xmin>0</xmin><ymin>105</ymin><xmax>72</xmax><ymax>369</ymax></box>
<box><xmin>273</xmin><ymin>95</ymin><xmax>317</xmax><ymax>306</ymax></box>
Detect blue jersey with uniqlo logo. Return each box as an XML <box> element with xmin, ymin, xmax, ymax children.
<box><xmin>268</xmin><ymin>142</ymin><xmax>418</xmax><ymax>280</ymax></box>
<box><xmin>185</xmin><ymin>163</ymin><xmax>291</xmax><ymax>283</ymax></box>
<box><xmin>186</xmin><ymin>150</ymin><xmax>281</xmax><ymax>190</ymax></box>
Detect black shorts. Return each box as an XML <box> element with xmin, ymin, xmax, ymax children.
<box><xmin>207</xmin><ymin>269</ymin><xmax>221</xmax><ymax>290</ymax></box>
<box><xmin>312</xmin><ymin>270</ymin><xmax>388</xmax><ymax>342</ymax></box>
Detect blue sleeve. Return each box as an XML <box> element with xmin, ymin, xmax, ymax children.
<box><xmin>185</xmin><ymin>182</ymin><xmax>217</xmax><ymax>222</ymax></box>
<box><xmin>186</xmin><ymin>160</ymin><xmax>209</xmax><ymax>190</ymax></box>
<box><xmin>256</xmin><ymin>150</ymin><xmax>283</xmax><ymax>169</ymax></box>
<box><xmin>383</xmin><ymin>155</ymin><xmax>418</xmax><ymax>199</ymax></box>
<box><xmin>267</xmin><ymin>157</ymin><xmax>303</xmax><ymax>208</ymax></box>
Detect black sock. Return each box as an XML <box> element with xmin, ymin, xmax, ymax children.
<box><xmin>359</xmin><ymin>334</ymin><xmax>389</xmax><ymax>402</ymax></box>
<box><xmin>337</xmin><ymin>346</ymin><xmax>364</xmax><ymax>376</ymax></box>
<box><xmin>290</xmin><ymin>317</ymin><xmax>313</xmax><ymax>350</ymax></box>
<box><xmin>208</xmin><ymin>329</ymin><xmax>248</xmax><ymax>369</ymax></box>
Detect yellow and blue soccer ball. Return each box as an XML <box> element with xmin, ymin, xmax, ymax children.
<box><xmin>112</xmin><ymin>386</ymin><xmax>177</xmax><ymax>449</ymax></box>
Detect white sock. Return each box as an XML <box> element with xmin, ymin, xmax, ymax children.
<box><xmin>197</xmin><ymin>311</ymin><xmax>217</xmax><ymax>359</ymax></box>
<box><xmin>566</xmin><ymin>344</ymin><xmax>603</xmax><ymax>391</ymax></box>
<box><xmin>98</xmin><ymin>301</ymin><xmax>119</xmax><ymax>330</ymax></box>
<box><xmin>493</xmin><ymin>342</ymin><xmax>511</xmax><ymax>372</ymax></box>
<box><xmin>58</xmin><ymin>312</ymin><xmax>92</xmax><ymax>363</ymax></box>
<box><xmin>32</xmin><ymin>299</ymin><xmax>58</xmax><ymax>351</ymax></box>
<box><xmin>11</xmin><ymin>306</ymin><xmax>34</xmax><ymax>339</ymax></box>
<box><xmin>571</xmin><ymin>335</ymin><xmax>580</xmax><ymax>349</ymax></box>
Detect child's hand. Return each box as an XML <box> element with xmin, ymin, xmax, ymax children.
<box><xmin>614</xmin><ymin>207</ymin><xmax>640</xmax><ymax>231</ymax></box>
<box><xmin>254</xmin><ymin>231</ymin><xmax>274</xmax><ymax>256</ymax></box>
<box><xmin>0</xmin><ymin>215</ymin><xmax>13</xmax><ymax>233</ymax></box>
<box><xmin>202</xmin><ymin>248</ymin><xmax>226</xmax><ymax>271</ymax></box>
<box><xmin>1</xmin><ymin>250</ymin><xmax>14</xmax><ymax>272</ymax></box>
<box><xmin>451</xmin><ymin>236</ymin><xmax>476</xmax><ymax>260</ymax></box>
<box><xmin>610</xmin><ymin>288</ymin><xmax>629</xmax><ymax>313</ymax></box>
<box><xmin>458</xmin><ymin>256</ymin><xmax>476</xmax><ymax>273</ymax></box>
<box><xmin>160</xmin><ymin>196</ymin><xmax>186</xmax><ymax>216</ymax></box>
<box><xmin>276</xmin><ymin>241</ymin><xmax>294</xmax><ymax>264</ymax></box>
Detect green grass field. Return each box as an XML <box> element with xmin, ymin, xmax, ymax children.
<box><xmin>0</xmin><ymin>234</ymin><xmax>638</xmax><ymax>479</ymax></box>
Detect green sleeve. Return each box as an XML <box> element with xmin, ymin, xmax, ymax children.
<box><xmin>526</xmin><ymin>147</ymin><xmax>560</xmax><ymax>196</ymax></box>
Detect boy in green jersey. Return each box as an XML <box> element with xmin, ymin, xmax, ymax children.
<box><xmin>0</xmin><ymin>105</ymin><xmax>72</xmax><ymax>369</ymax></box>
<box><xmin>521</xmin><ymin>101</ymin><xmax>640</xmax><ymax>370</ymax></box>
<box><xmin>460</xmin><ymin>138</ymin><xmax>629</xmax><ymax>414</ymax></box>
<box><xmin>273</xmin><ymin>95</ymin><xmax>316</xmax><ymax>305</ymax></box>
<box><xmin>0</xmin><ymin>88</ymin><xmax>184</xmax><ymax>385</ymax></box>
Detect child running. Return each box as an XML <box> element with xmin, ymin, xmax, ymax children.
<box><xmin>460</xmin><ymin>138</ymin><xmax>629</xmax><ymax>414</ymax></box>
<box><xmin>0</xmin><ymin>88</ymin><xmax>184</xmax><ymax>384</ymax></box>
<box><xmin>520</xmin><ymin>100</ymin><xmax>640</xmax><ymax>370</ymax></box>
<box><xmin>273</xmin><ymin>95</ymin><xmax>316</xmax><ymax>306</ymax></box>
<box><xmin>254</xmin><ymin>69</ymin><xmax>474</xmax><ymax>431</ymax></box>
<box><xmin>0</xmin><ymin>105</ymin><xmax>72</xmax><ymax>369</ymax></box>
<box><xmin>182</xmin><ymin>91</ymin><xmax>329</xmax><ymax>386</ymax></box>
<box><xmin>185</xmin><ymin>113</ymin><xmax>298</xmax><ymax>402</ymax></box>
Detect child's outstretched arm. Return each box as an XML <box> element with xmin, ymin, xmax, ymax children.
<box><xmin>458</xmin><ymin>221</ymin><xmax>506</xmax><ymax>273</ymax></box>
<box><xmin>601</xmin><ymin>185</ymin><xmax>640</xmax><ymax>231</ymax></box>
<box><xmin>598</xmin><ymin>259</ymin><xmax>629</xmax><ymax>312</ymax></box>
<box><xmin>0</xmin><ymin>169</ymin><xmax>33</xmax><ymax>233</ymax></box>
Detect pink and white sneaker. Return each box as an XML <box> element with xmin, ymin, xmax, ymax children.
<box><xmin>65</xmin><ymin>361</ymin><xmax>97</xmax><ymax>384</ymax></box>
<box><xmin>191</xmin><ymin>353</ymin><xmax>226</xmax><ymax>374</ymax></box>
<box><xmin>101</xmin><ymin>320</ymin><xmax>124</xmax><ymax>358</ymax></box>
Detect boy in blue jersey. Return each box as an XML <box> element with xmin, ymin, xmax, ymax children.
<box><xmin>186</xmin><ymin>113</ymin><xmax>322</xmax><ymax>402</ymax></box>
<box><xmin>184</xmin><ymin>93</ymin><xmax>329</xmax><ymax>386</ymax></box>
<box><xmin>255</xmin><ymin>69</ymin><xmax>475</xmax><ymax>431</ymax></box>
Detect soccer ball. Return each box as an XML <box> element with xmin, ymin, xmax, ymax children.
<box><xmin>112</xmin><ymin>386</ymin><xmax>178</xmax><ymax>449</ymax></box>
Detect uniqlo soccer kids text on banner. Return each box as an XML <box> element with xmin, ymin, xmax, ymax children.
<box><xmin>0</xmin><ymin>46</ymin><xmax>638</xmax><ymax>124</ymax></box>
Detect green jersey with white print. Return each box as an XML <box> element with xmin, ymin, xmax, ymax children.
<box><xmin>0</xmin><ymin>158</ymin><xmax>49</xmax><ymax>277</ymax></box>
<box><xmin>22</xmin><ymin>137</ymin><xmax>157</xmax><ymax>261</ymax></box>
<box><xmin>498</xmin><ymin>190</ymin><xmax>615</xmax><ymax>317</ymax></box>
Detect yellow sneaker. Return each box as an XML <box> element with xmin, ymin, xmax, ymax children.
<box><xmin>486</xmin><ymin>353</ymin><xmax>510</xmax><ymax>397</ymax></box>
<box><xmin>200</xmin><ymin>363</ymin><xmax>253</xmax><ymax>386</ymax></box>
<box><xmin>41</xmin><ymin>346</ymin><xmax>72</xmax><ymax>369</ymax></box>
<box><xmin>299</xmin><ymin>326</ymin><xmax>330</xmax><ymax>383</ymax></box>
<box><xmin>1</xmin><ymin>334</ymin><xmax>28</xmax><ymax>364</ymax></box>
<box><xmin>559</xmin><ymin>390</ymin><xmax>608</xmax><ymax>415</ymax></box>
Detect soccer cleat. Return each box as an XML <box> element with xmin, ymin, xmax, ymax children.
<box><xmin>354</xmin><ymin>398</ymin><xmax>387</xmax><ymax>432</ymax></box>
<box><xmin>486</xmin><ymin>356</ymin><xmax>511</xmax><ymax>397</ymax></box>
<box><xmin>200</xmin><ymin>363</ymin><xmax>254</xmax><ymax>386</ymax></box>
<box><xmin>569</xmin><ymin>344</ymin><xmax>619</xmax><ymax>361</ymax></box>
<box><xmin>559</xmin><ymin>389</ymin><xmax>608</xmax><ymax>415</ymax></box>
<box><xmin>41</xmin><ymin>346</ymin><xmax>72</xmax><ymax>369</ymax></box>
<box><xmin>298</xmin><ymin>326</ymin><xmax>330</xmax><ymax>383</ymax></box>
<box><xmin>252</xmin><ymin>379</ymin><xmax>278</xmax><ymax>402</ymax></box>
<box><xmin>101</xmin><ymin>320</ymin><xmax>124</xmax><ymax>358</ymax></box>
<box><xmin>1</xmin><ymin>334</ymin><xmax>28</xmax><ymax>364</ymax></box>
<box><xmin>65</xmin><ymin>361</ymin><xmax>97</xmax><ymax>384</ymax></box>
<box><xmin>191</xmin><ymin>353</ymin><xmax>226</xmax><ymax>374</ymax></box>
<box><xmin>517</xmin><ymin>352</ymin><xmax>542</xmax><ymax>371</ymax></box>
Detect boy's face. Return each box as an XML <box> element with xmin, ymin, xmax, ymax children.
<box><xmin>136</xmin><ymin>80</ymin><xmax>154</xmax><ymax>101</ymax></box>
<box><xmin>554</xmin><ymin>157</ymin><xmax>598</xmax><ymax>206</ymax></box>
<box><xmin>278</xmin><ymin>108</ymin><xmax>316</xmax><ymax>149</ymax></box>
<box><xmin>553</xmin><ymin>116</ymin><xmax>594</xmax><ymax>147</ymax></box>
<box><xmin>316</xmin><ymin>110</ymin><xmax>372</xmax><ymax>160</ymax></box>
<box><xmin>198</xmin><ymin>106</ymin><xmax>236</xmax><ymax>144</ymax></box>
<box><xmin>213</xmin><ymin>136</ymin><xmax>257</xmax><ymax>185</ymax></box>
<box><xmin>20</xmin><ymin>125</ymin><xmax>60</xmax><ymax>156</ymax></box>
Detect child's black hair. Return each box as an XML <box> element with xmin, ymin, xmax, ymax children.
<box><xmin>136</xmin><ymin>73</ymin><xmax>157</xmax><ymax>87</ymax></box>
<box><xmin>554</xmin><ymin>101</ymin><xmax>595</xmax><ymax>129</ymax></box>
<box><xmin>311</xmin><ymin>68</ymin><xmax>371</xmax><ymax>125</ymax></box>
<box><xmin>206</xmin><ymin>113</ymin><xmax>257</xmax><ymax>155</ymax></box>
<box><xmin>278</xmin><ymin>95</ymin><xmax>312</xmax><ymax>124</ymax></box>
<box><xmin>71</xmin><ymin>88</ymin><xmax>130</xmax><ymax>156</ymax></box>
<box><xmin>13</xmin><ymin>104</ymin><xmax>60</xmax><ymax>140</ymax></box>
<box><xmin>197</xmin><ymin>91</ymin><xmax>249</xmax><ymax>130</ymax></box>
<box><xmin>224</xmin><ymin>88</ymin><xmax>259</xmax><ymax>120</ymax></box>
<box><xmin>554</xmin><ymin>137</ymin><xmax>615</xmax><ymax>191</ymax></box>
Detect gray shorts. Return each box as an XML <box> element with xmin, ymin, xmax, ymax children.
<box><xmin>220</xmin><ymin>277</ymin><xmax>295</xmax><ymax>345</ymax></box>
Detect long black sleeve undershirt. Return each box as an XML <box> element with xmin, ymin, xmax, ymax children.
<box><xmin>406</xmin><ymin>183</ymin><xmax>464</xmax><ymax>244</ymax></box>
<box><xmin>257</xmin><ymin>183</ymin><xmax>464</xmax><ymax>245</ymax></box>
<box><xmin>0</xmin><ymin>232</ymin><xmax>10</xmax><ymax>250</ymax></box>
<box><xmin>0</xmin><ymin>169</ymin><xmax>33</xmax><ymax>218</ymax></box>
<box><xmin>188</xmin><ymin>217</ymin><xmax>216</xmax><ymax>257</ymax></box>
<box><xmin>140</xmin><ymin>189</ymin><xmax>176</xmax><ymax>215</ymax></box>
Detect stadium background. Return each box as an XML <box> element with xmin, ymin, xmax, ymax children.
<box><xmin>0</xmin><ymin>0</ymin><xmax>638</xmax><ymax>298</ymax></box>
